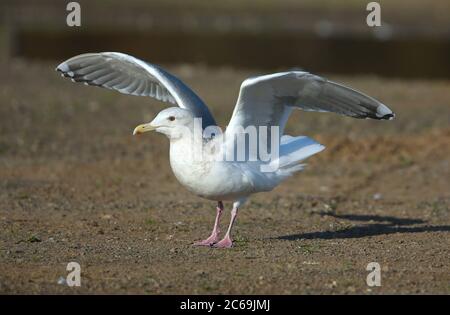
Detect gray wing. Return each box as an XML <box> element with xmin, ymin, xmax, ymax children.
<box><xmin>56</xmin><ymin>52</ymin><xmax>216</xmax><ymax>129</ymax></box>
<box><xmin>226</xmin><ymin>71</ymin><xmax>395</xmax><ymax>137</ymax></box>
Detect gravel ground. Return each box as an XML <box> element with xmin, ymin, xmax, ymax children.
<box><xmin>0</xmin><ymin>61</ymin><xmax>449</xmax><ymax>294</ymax></box>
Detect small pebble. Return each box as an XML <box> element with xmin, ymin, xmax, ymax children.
<box><xmin>57</xmin><ymin>276</ymin><xmax>67</xmax><ymax>285</ymax></box>
<box><xmin>373</xmin><ymin>193</ymin><xmax>382</xmax><ymax>200</ymax></box>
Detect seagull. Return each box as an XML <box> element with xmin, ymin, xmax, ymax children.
<box><xmin>56</xmin><ymin>52</ymin><xmax>395</xmax><ymax>248</ymax></box>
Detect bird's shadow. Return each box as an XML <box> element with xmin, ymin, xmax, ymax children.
<box><xmin>277</xmin><ymin>212</ymin><xmax>450</xmax><ymax>240</ymax></box>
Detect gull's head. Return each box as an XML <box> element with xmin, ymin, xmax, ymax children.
<box><xmin>133</xmin><ymin>107</ymin><xmax>195</xmax><ymax>139</ymax></box>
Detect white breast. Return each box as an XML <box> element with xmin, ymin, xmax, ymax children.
<box><xmin>168</xmin><ymin>137</ymin><xmax>255</xmax><ymax>201</ymax></box>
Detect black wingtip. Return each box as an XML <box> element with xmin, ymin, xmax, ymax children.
<box><xmin>382</xmin><ymin>113</ymin><xmax>395</xmax><ymax>120</ymax></box>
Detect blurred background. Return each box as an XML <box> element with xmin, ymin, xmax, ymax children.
<box><xmin>1</xmin><ymin>1</ymin><xmax>449</xmax><ymax>294</ymax></box>
<box><xmin>1</xmin><ymin>0</ymin><xmax>449</xmax><ymax>78</ymax></box>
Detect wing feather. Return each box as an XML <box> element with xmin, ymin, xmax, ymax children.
<box><xmin>226</xmin><ymin>71</ymin><xmax>394</xmax><ymax>138</ymax></box>
<box><xmin>56</xmin><ymin>52</ymin><xmax>216</xmax><ymax>129</ymax></box>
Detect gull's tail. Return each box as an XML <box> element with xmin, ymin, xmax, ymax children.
<box><xmin>271</xmin><ymin>135</ymin><xmax>325</xmax><ymax>179</ymax></box>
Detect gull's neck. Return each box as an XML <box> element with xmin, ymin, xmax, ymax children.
<box><xmin>168</xmin><ymin>125</ymin><xmax>204</xmax><ymax>163</ymax></box>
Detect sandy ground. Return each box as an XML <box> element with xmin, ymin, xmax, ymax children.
<box><xmin>0</xmin><ymin>60</ymin><xmax>449</xmax><ymax>294</ymax></box>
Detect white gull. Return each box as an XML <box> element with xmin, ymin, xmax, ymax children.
<box><xmin>56</xmin><ymin>52</ymin><xmax>395</xmax><ymax>248</ymax></box>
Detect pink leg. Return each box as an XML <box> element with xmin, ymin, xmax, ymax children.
<box><xmin>213</xmin><ymin>206</ymin><xmax>238</xmax><ymax>248</ymax></box>
<box><xmin>193</xmin><ymin>201</ymin><xmax>223</xmax><ymax>246</ymax></box>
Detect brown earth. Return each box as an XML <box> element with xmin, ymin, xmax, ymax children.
<box><xmin>0</xmin><ymin>60</ymin><xmax>449</xmax><ymax>294</ymax></box>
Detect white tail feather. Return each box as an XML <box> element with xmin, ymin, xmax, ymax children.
<box><xmin>271</xmin><ymin>135</ymin><xmax>325</xmax><ymax>178</ymax></box>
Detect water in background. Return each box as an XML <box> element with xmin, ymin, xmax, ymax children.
<box><xmin>1</xmin><ymin>1</ymin><xmax>449</xmax><ymax>79</ymax></box>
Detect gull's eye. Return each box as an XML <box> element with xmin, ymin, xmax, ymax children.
<box><xmin>168</xmin><ymin>116</ymin><xmax>175</xmax><ymax>121</ymax></box>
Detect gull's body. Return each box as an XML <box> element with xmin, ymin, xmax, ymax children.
<box><xmin>168</xmin><ymin>127</ymin><xmax>324</xmax><ymax>202</ymax></box>
<box><xmin>170</xmin><ymin>140</ymin><xmax>256</xmax><ymax>201</ymax></box>
<box><xmin>57</xmin><ymin>52</ymin><xmax>395</xmax><ymax>248</ymax></box>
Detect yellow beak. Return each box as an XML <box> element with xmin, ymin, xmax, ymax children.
<box><xmin>133</xmin><ymin>123</ymin><xmax>157</xmax><ymax>135</ymax></box>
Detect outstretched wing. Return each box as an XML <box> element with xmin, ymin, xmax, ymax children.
<box><xmin>56</xmin><ymin>52</ymin><xmax>216</xmax><ymax>129</ymax></box>
<box><xmin>226</xmin><ymin>71</ymin><xmax>394</xmax><ymax>137</ymax></box>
